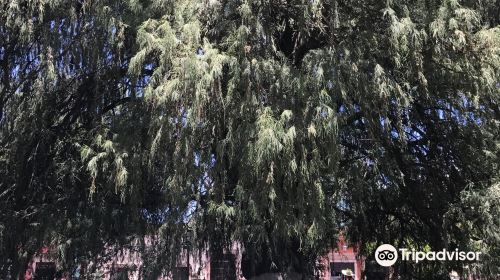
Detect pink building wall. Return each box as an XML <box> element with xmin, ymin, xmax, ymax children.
<box><xmin>317</xmin><ymin>235</ymin><xmax>364</xmax><ymax>280</ymax></box>
<box><xmin>24</xmin><ymin>241</ymin><xmax>245</xmax><ymax>280</ymax></box>
<box><xmin>25</xmin><ymin>237</ymin><xmax>362</xmax><ymax>280</ymax></box>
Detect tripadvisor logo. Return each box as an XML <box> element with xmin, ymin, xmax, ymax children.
<box><xmin>375</xmin><ymin>244</ymin><xmax>398</xmax><ymax>266</ymax></box>
<box><xmin>374</xmin><ymin>244</ymin><xmax>481</xmax><ymax>267</ymax></box>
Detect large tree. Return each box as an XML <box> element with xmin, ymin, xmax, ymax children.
<box><xmin>1</xmin><ymin>0</ymin><xmax>498</xmax><ymax>279</ymax></box>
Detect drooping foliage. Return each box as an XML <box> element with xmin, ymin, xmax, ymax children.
<box><xmin>0</xmin><ymin>0</ymin><xmax>498</xmax><ymax>279</ymax></box>
<box><xmin>0</xmin><ymin>0</ymin><xmax>149</xmax><ymax>277</ymax></box>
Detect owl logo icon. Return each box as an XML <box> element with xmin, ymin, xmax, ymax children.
<box><xmin>375</xmin><ymin>244</ymin><xmax>398</xmax><ymax>266</ymax></box>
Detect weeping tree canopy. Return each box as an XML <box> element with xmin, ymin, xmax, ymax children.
<box><xmin>0</xmin><ymin>0</ymin><xmax>498</xmax><ymax>279</ymax></box>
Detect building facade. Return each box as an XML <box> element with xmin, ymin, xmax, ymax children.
<box><xmin>24</xmin><ymin>237</ymin><xmax>364</xmax><ymax>280</ymax></box>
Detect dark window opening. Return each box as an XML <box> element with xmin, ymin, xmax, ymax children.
<box><xmin>330</xmin><ymin>262</ymin><xmax>355</xmax><ymax>280</ymax></box>
<box><xmin>34</xmin><ymin>262</ymin><xmax>56</xmax><ymax>280</ymax></box>
<box><xmin>173</xmin><ymin>267</ymin><xmax>189</xmax><ymax>280</ymax></box>
<box><xmin>211</xmin><ymin>254</ymin><xmax>236</xmax><ymax>280</ymax></box>
<box><xmin>110</xmin><ymin>264</ymin><xmax>128</xmax><ymax>280</ymax></box>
